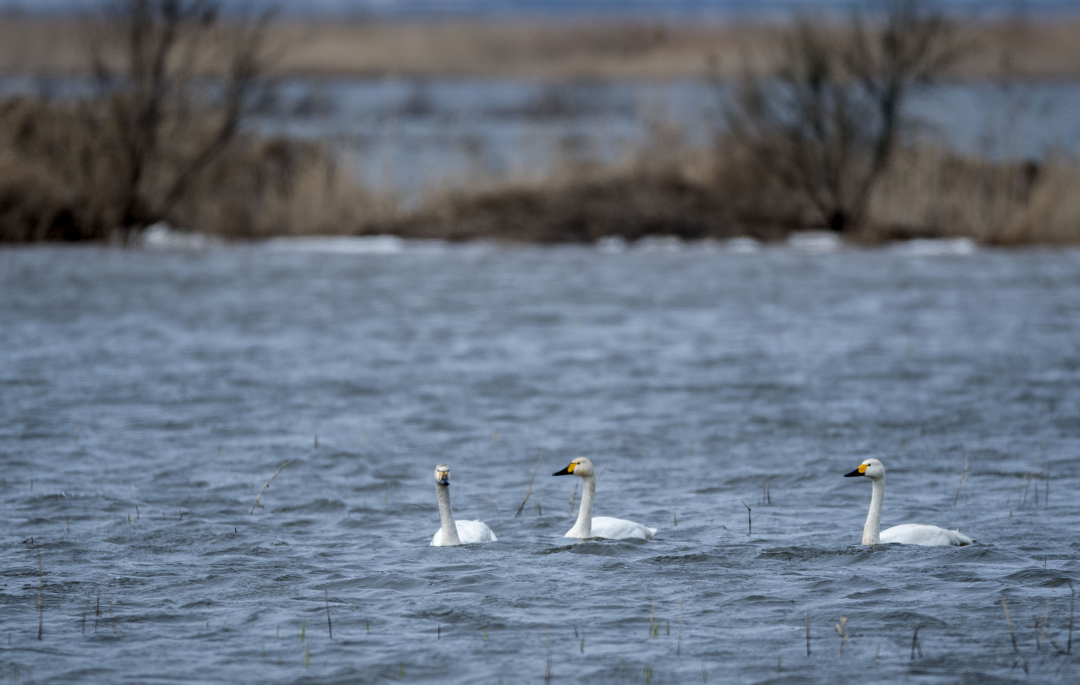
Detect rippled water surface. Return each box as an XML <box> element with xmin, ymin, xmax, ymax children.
<box><xmin>2</xmin><ymin>241</ymin><xmax>1079</xmax><ymax>684</ymax></box>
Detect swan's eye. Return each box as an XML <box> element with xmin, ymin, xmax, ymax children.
<box><xmin>858</xmin><ymin>464</ymin><xmax>868</xmax><ymax>474</ymax></box>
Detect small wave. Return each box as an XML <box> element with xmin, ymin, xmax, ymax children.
<box><xmin>888</xmin><ymin>237</ymin><xmax>977</xmax><ymax>256</ymax></box>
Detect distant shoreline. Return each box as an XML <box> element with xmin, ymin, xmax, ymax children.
<box><xmin>2</xmin><ymin>17</ymin><xmax>1080</xmax><ymax>81</ymax></box>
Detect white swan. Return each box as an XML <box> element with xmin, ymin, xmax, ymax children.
<box><xmin>430</xmin><ymin>464</ymin><xmax>497</xmax><ymax>547</ymax></box>
<box><xmin>844</xmin><ymin>458</ymin><xmax>973</xmax><ymax>546</ymax></box>
<box><xmin>553</xmin><ymin>458</ymin><xmax>656</xmax><ymax>540</ymax></box>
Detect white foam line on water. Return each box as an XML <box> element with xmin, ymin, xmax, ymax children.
<box><xmin>887</xmin><ymin>237</ymin><xmax>978</xmax><ymax>256</ymax></box>
<box><xmin>263</xmin><ymin>235</ymin><xmax>411</xmax><ymax>254</ymax></box>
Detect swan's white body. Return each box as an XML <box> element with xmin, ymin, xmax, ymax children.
<box><xmin>430</xmin><ymin>464</ymin><xmax>497</xmax><ymax>547</ymax></box>
<box><xmin>878</xmin><ymin>523</ymin><xmax>972</xmax><ymax>546</ymax></box>
<box><xmin>431</xmin><ymin>520</ymin><xmax>497</xmax><ymax>546</ymax></box>
<box><xmin>554</xmin><ymin>458</ymin><xmax>656</xmax><ymax>540</ymax></box>
<box><xmin>845</xmin><ymin>458</ymin><xmax>972</xmax><ymax>547</ymax></box>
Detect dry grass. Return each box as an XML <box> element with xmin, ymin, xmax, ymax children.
<box><xmin>3</xmin><ymin>91</ymin><xmax>1080</xmax><ymax>245</ymax></box>
<box><xmin>863</xmin><ymin>146</ymin><xmax>1080</xmax><ymax>245</ymax></box>
<box><xmin>2</xmin><ymin>16</ymin><xmax>1080</xmax><ymax>81</ymax></box>
<box><xmin>0</xmin><ymin>97</ymin><xmax>378</xmax><ymax>241</ymax></box>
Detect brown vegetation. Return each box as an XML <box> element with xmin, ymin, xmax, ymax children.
<box><xmin>2</xmin><ymin>14</ymin><xmax>1080</xmax><ymax>81</ymax></box>
<box><xmin>1</xmin><ymin>1</ymin><xmax>1079</xmax><ymax>246</ymax></box>
<box><xmin>369</xmin><ymin>141</ymin><xmax>1080</xmax><ymax>246</ymax></box>
<box><xmin>0</xmin><ymin>96</ymin><xmax>373</xmax><ymax>241</ymax></box>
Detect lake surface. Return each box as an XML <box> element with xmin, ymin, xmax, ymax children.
<box><xmin>2</xmin><ymin>239</ymin><xmax>1079</xmax><ymax>684</ymax></box>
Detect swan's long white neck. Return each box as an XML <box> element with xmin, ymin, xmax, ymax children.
<box><xmin>863</xmin><ymin>477</ymin><xmax>885</xmax><ymax>545</ymax></box>
<box><xmin>570</xmin><ymin>475</ymin><xmax>596</xmax><ymax>538</ymax></box>
<box><xmin>436</xmin><ymin>484</ymin><xmax>461</xmax><ymax>546</ymax></box>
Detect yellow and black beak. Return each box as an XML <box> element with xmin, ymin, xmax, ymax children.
<box><xmin>843</xmin><ymin>464</ymin><xmax>868</xmax><ymax>478</ymax></box>
<box><xmin>552</xmin><ymin>462</ymin><xmax>577</xmax><ymax>477</ymax></box>
<box><xmin>437</xmin><ymin>472</ymin><xmax>450</xmax><ymax>486</ymax></box>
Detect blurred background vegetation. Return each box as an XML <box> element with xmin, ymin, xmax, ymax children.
<box><xmin>0</xmin><ymin>0</ymin><xmax>1078</xmax><ymax>244</ymax></box>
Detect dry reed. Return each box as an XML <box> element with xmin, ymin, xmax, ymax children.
<box><xmin>805</xmin><ymin>608</ymin><xmax>811</xmax><ymax>657</ymax></box>
<box><xmin>324</xmin><ymin>588</ymin><xmax>333</xmax><ymax>639</ymax></box>
<box><xmin>835</xmin><ymin>616</ymin><xmax>848</xmax><ymax>658</ymax></box>
<box><xmin>251</xmin><ymin>460</ymin><xmax>293</xmax><ymax>514</ymax></box>
<box><xmin>35</xmin><ymin>547</ymin><xmax>43</xmax><ymax>640</ymax></box>
<box><xmin>953</xmin><ymin>452</ymin><xmax>970</xmax><ymax>506</ymax></box>
<box><xmin>514</xmin><ymin>446</ymin><xmax>546</xmax><ymax>518</ymax></box>
<box><xmin>1001</xmin><ymin>595</ymin><xmax>1018</xmax><ymax>653</ymax></box>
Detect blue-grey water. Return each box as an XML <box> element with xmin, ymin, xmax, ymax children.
<box><xmin>2</xmin><ymin>239</ymin><xmax>1079</xmax><ymax>684</ymax></box>
<box><xmin>261</xmin><ymin>79</ymin><xmax>1080</xmax><ymax>200</ymax></box>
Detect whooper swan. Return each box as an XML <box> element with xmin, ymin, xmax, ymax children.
<box><xmin>430</xmin><ymin>464</ymin><xmax>497</xmax><ymax>547</ymax></box>
<box><xmin>844</xmin><ymin>458</ymin><xmax>972</xmax><ymax>546</ymax></box>
<box><xmin>553</xmin><ymin>457</ymin><xmax>656</xmax><ymax>540</ymax></box>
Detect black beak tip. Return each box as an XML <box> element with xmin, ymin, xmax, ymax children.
<box><xmin>843</xmin><ymin>469</ymin><xmax>863</xmax><ymax>478</ymax></box>
<box><xmin>552</xmin><ymin>467</ymin><xmax>571</xmax><ymax>477</ymax></box>
<box><xmin>438</xmin><ymin>477</ymin><xmax>449</xmax><ymax>485</ymax></box>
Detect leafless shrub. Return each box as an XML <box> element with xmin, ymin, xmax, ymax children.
<box><xmin>80</xmin><ymin>0</ymin><xmax>275</xmax><ymax>239</ymax></box>
<box><xmin>726</xmin><ymin>0</ymin><xmax>964</xmax><ymax>233</ymax></box>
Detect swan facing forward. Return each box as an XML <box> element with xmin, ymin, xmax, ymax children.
<box><xmin>430</xmin><ymin>464</ymin><xmax>497</xmax><ymax>547</ymax></box>
<box><xmin>844</xmin><ymin>458</ymin><xmax>972</xmax><ymax>546</ymax></box>
<box><xmin>553</xmin><ymin>458</ymin><xmax>656</xmax><ymax>540</ymax></box>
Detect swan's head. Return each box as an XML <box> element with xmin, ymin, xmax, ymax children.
<box><xmin>844</xmin><ymin>458</ymin><xmax>885</xmax><ymax>480</ymax></box>
<box><xmin>434</xmin><ymin>464</ymin><xmax>451</xmax><ymax>487</ymax></box>
<box><xmin>553</xmin><ymin>457</ymin><xmax>594</xmax><ymax>478</ymax></box>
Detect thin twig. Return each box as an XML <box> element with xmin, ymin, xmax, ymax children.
<box><xmin>806</xmin><ymin>608</ymin><xmax>811</xmax><ymax>657</ymax></box>
<box><xmin>36</xmin><ymin>547</ymin><xmax>44</xmax><ymax>640</ymax></box>
<box><xmin>649</xmin><ymin>603</ymin><xmax>655</xmax><ymax>637</ymax></box>
<box><xmin>1068</xmin><ymin>581</ymin><xmax>1074</xmax><ymax>655</ymax></box>
<box><xmin>490</xmin><ymin>494</ymin><xmax>500</xmax><ymax>517</ymax></box>
<box><xmin>953</xmin><ymin>451</ymin><xmax>970</xmax><ymax>505</ymax></box>
<box><xmin>1001</xmin><ymin>595</ymin><xmax>1018</xmax><ymax>653</ymax></box>
<box><xmin>515</xmin><ymin>441</ymin><xmax>548</xmax><ymax>518</ymax></box>
<box><xmin>677</xmin><ymin>597</ymin><xmax>684</xmax><ymax>656</ymax></box>
<box><xmin>251</xmin><ymin>460</ymin><xmax>293</xmax><ymax>514</ymax></box>
<box><xmin>835</xmin><ymin>616</ymin><xmax>847</xmax><ymax>658</ymax></box>
<box><xmin>324</xmin><ymin>588</ymin><xmax>333</xmax><ymax>639</ymax></box>
<box><xmin>544</xmin><ymin>629</ymin><xmax>553</xmax><ymax>682</ymax></box>
<box><xmin>910</xmin><ymin>623</ymin><xmax>922</xmax><ymax>660</ymax></box>
<box><xmin>741</xmin><ymin>501</ymin><xmax>752</xmax><ymax>536</ymax></box>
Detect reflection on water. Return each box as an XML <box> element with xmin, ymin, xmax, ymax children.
<box><xmin>1</xmin><ymin>243</ymin><xmax>1079</xmax><ymax>683</ymax></box>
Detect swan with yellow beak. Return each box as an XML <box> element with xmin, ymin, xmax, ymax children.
<box><xmin>553</xmin><ymin>458</ymin><xmax>656</xmax><ymax>540</ymax></box>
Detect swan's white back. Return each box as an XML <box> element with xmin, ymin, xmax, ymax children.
<box><xmin>880</xmin><ymin>524</ymin><xmax>971</xmax><ymax>546</ymax></box>
<box><xmin>582</xmin><ymin>516</ymin><xmax>656</xmax><ymax>540</ymax></box>
<box><xmin>431</xmin><ymin>520</ymin><xmax>498</xmax><ymax>546</ymax></box>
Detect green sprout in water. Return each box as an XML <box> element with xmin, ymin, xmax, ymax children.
<box><xmin>580</xmin><ymin>636</ymin><xmax>585</xmax><ymax>654</ymax></box>
<box><xmin>304</xmin><ymin>644</ymin><xmax>310</xmax><ymax>668</ymax></box>
<box><xmin>643</xmin><ymin>664</ymin><xmax>654</xmax><ymax>685</ymax></box>
<box><xmin>398</xmin><ymin>664</ymin><xmax>405</xmax><ymax>681</ymax></box>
